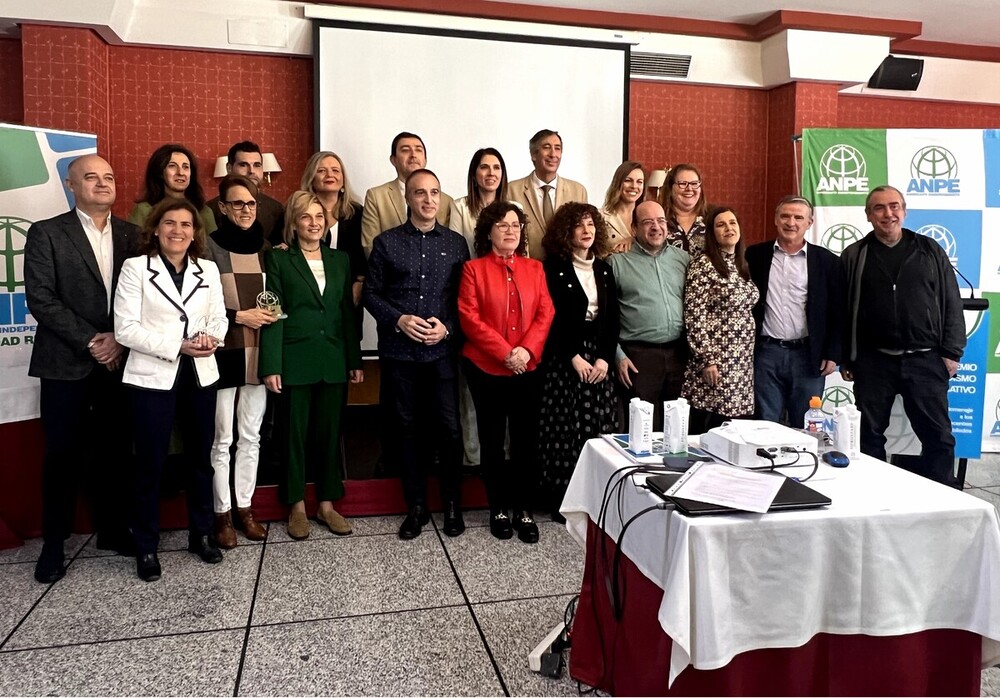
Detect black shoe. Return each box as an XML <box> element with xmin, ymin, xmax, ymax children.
<box><xmin>187</xmin><ymin>534</ymin><xmax>223</xmax><ymax>564</ymax></box>
<box><xmin>550</xmin><ymin>511</ymin><xmax>566</xmax><ymax>525</ymax></box>
<box><xmin>442</xmin><ymin>501</ymin><xmax>465</xmax><ymax>537</ymax></box>
<box><xmin>136</xmin><ymin>553</ymin><xmax>162</xmax><ymax>582</ymax></box>
<box><xmin>399</xmin><ymin>505</ymin><xmax>428</xmax><ymax>540</ymax></box>
<box><xmin>33</xmin><ymin>542</ymin><xmax>66</xmax><ymax>584</ymax></box>
<box><xmin>489</xmin><ymin>511</ymin><xmax>513</xmax><ymax>540</ymax></box>
<box><xmin>513</xmin><ymin>511</ymin><xmax>539</xmax><ymax>544</ymax></box>
<box><xmin>96</xmin><ymin>530</ymin><xmax>136</xmax><ymax>557</ymax></box>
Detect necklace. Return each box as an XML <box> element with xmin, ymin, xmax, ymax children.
<box><xmin>300</xmin><ymin>244</ymin><xmax>321</xmax><ymax>252</ymax></box>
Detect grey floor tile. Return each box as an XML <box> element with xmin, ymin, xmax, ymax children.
<box><xmin>252</xmin><ymin>534</ymin><xmax>464</xmax><ymax>625</ymax></box>
<box><xmin>963</xmin><ymin>453</ymin><xmax>1000</xmax><ymax>488</ymax></box>
<box><xmin>0</xmin><ymin>533</ymin><xmax>90</xmax><ymax>565</ymax></box>
<box><xmin>968</xmin><ymin>487</ymin><xmax>1000</xmax><ymax>512</ymax></box>
<box><xmin>0</xmin><ymin>629</ymin><xmax>243</xmax><ymax>696</ymax></box>
<box><xmin>4</xmin><ymin>545</ymin><xmax>260</xmax><ymax>650</ymax></box>
<box><xmin>239</xmin><ymin>607</ymin><xmax>502</xmax><ymax>696</ymax></box>
<box><xmin>442</xmin><ymin>521</ymin><xmax>584</xmax><ymax>603</ymax></box>
<box><xmin>267</xmin><ymin>514</ymin><xmax>405</xmax><ymax>543</ymax></box>
<box><xmin>474</xmin><ymin>595</ymin><xmax>581</xmax><ymax>697</ymax></box>
<box><xmin>0</xmin><ymin>563</ymin><xmax>50</xmax><ymax>644</ymax></box>
<box><xmin>982</xmin><ymin>665</ymin><xmax>1000</xmax><ymax>697</ymax></box>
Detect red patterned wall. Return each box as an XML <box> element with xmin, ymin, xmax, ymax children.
<box><xmin>839</xmin><ymin>94</ymin><xmax>1000</xmax><ymax>128</ymax></box>
<box><xmin>629</xmin><ymin>80</ymin><xmax>770</xmax><ymax>242</ymax></box>
<box><xmin>0</xmin><ymin>37</ymin><xmax>23</xmax><ymax>124</ymax></box>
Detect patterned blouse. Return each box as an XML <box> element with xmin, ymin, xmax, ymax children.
<box><xmin>681</xmin><ymin>252</ymin><xmax>759</xmax><ymax>417</ymax></box>
<box><xmin>666</xmin><ymin>215</ymin><xmax>706</xmax><ymax>257</ymax></box>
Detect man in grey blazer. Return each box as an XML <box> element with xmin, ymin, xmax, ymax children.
<box><xmin>361</xmin><ymin>132</ymin><xmax>453</xmax><ymax>258</ymax></box>
<box><xmin>24</xmin><ymin>154</ymin><xmax>138</xmax><ymax>583</ymax></box>
<box><xmin>507</xmin><ymin>129</ymin><xmax>588</xmax><ymax>260</ymax></box>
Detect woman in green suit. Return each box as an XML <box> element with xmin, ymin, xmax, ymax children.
<box><xmin>260</xmin><ymin>191</ymin><xmax>363</xmax><ymax>540</ymax></box>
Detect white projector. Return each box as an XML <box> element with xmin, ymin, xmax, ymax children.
<box><xmin>699</xmin><ymin>420</ymin><xmax>818</xmax><ymax>469</ymax></box>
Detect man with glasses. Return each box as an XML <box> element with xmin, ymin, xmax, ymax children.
<box><xmin>610</xmin><ymin>200</ymin><xmax>690</xmax><ymax>430</ymax></box>
<box><xmin>508</xmin><ymin>129</ymin><xmax>588</xmax><ymax>260</ymax></box>
<box><xmin>841</xmin><ymin>186</ymin><xmax>964</xmax><ymax>486</ymax></box>
<box><xmin>746</xmin><ymin>195</ymin><xmax>844</xmax><ymax>427</ymax></box>
<box><xmin>207</xmin><ymin>141</ymin><xmax>285</xmax><ymax>245</ymax></box>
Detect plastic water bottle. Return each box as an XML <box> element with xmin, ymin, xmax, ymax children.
<box><xmin>804</xmin><ymin>396</ymin><xmax>825</xmax><ymax>433</ymax></box>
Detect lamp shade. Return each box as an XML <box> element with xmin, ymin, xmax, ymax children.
<box><xmin>261</xmin><ymin>152</ymin><xmax>281</xmax><ymax>173</ymax></box>
<box><xmin>646</xmin><ymin>169</ymin><xmax>667</xmax><ymax>188</ymax></box>
<box><xmin>213</xmin><ymin>156</ymin><xmax>228</xmax><ymax>178</ymax></box>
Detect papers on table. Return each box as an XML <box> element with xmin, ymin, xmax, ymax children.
<box><xmin>665</xmin><ymin>460</ymin><xmax>785</xmax><ymax>513</ymax></box>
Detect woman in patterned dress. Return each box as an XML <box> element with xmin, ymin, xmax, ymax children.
<box><xmin>682</xmin><ymin>206</ymin><xmax>759</xmax><ymax>434</ymax></box>
<box><xmin>537</xmin><ymin>203</ymin><xmax>620</xmax><ymax>520</ymax></box>
<box><xmin>657</xmin><ymin>163</ymin><xmax>709</xmax><ymax>256</ymax></box>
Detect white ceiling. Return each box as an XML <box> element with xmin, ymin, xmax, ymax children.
<box><xmin>486</xmin><ymin>0</ymin><xmax>999</xmax><ymax>48</ymax></box>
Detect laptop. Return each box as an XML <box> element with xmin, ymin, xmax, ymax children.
<box><xmin>645</xmin><ymin>472</ymin><xmax>832</xmax><ymax>516</ymax></box>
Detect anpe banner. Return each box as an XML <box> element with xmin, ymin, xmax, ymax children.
<box><xmin>0</xmin><ymin>123</ymin><xmax>97</xmax><ymax>424</ymax></box>
<box><xmin>802</xmin><ymin>128</ymin><xmax>990</xmax><ymax>457</ymax></box>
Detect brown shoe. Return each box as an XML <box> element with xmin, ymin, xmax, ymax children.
<box><xmin>287</xmin><ymin>509</ymin><xmax>310</xmax><ymax>540</ymax></box>
<box><xmin>214</xmin><ymin>512</ymin><xmax>237</xmax><ymax>550</ymax></box>
<box><xmin>316</xmin><ymin>507</ymin><xmax>353</xmax><ymax>536</ymax></box>
<box><xmin>237</xmin><ymin>507</ymin><xmax>267</xmax><ymax>541</ymax></box>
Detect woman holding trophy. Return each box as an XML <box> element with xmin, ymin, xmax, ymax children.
<box><xmin>260</xmin><ymin>191</ymin><xmax>364</xmax><ymax>540</ymax></box>
<box><xmin>205</xmin><ymin>174</ymin><xmax>276</xmax><ymax>548</ymax></box>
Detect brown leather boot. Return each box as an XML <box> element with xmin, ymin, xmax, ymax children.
<box><xmin>237</xmin><ymin>507</ymin><xmax>267</xmax><ymax>541</ymax></box>
<box><xmin>214</xmin><ymin>512</ymin><xmax>237</xmax><ymax>549</ymax></box>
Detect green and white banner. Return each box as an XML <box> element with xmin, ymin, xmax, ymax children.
<box><xmin>802</xmin><ymin>128</ymin><xmax>995</xmax><ymax>456</ymax></box>
<box><xmin>0</xmin><ymin>123</ymin><xmax>97</xmax><ymax>423</ymax></box>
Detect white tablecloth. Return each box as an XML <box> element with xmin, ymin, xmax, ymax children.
<box><xmin>561</xmin><ymin>437</ymin><xmax>1000</xmax><ymax>686</ymax></box>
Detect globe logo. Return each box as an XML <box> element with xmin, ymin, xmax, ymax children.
<box><xmin>820</xmin><ymin>144</ymin><xmax>867</xmax><ymax>179</ymax></box>
<box><xmin>821</xmin><ymin>224</ymin><xmax>863</xmax><ymax>255</ymax></box>
<box><xmin>0</xmin><ymin>216</ymin><xmax>31</xmax><ymax>294</ymax></box>
<box><xmin>910</xmin><ymin>146</ymin><xmax>958</xmax><ymax>179</ymax></box>
<box><xmin>916</xmin><ymin>224</ymin><xmax>957</xmax><ymax>259</ymax></box>
<box><xmin>821</xmin><ymin>385</ymin><xmax>854</xmax><ymax>416</ymax></box>
<box><xmin>885</xmin><ymin>405</ymin><xmax>920</xmax><ymax>456</ymax></box>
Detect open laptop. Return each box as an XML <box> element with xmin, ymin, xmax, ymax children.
<box><xmin>645</xmin><ymin>472</ymin><xmax>831</xmax><ymax>516</ymax></box>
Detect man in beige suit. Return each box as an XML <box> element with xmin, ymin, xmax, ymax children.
<box><xmin>361</xmin><ymin>132</ymin><xmax>453</xmax><ymax>257</ymax></box>
<box><xmin>507</xmin><ymin>129</ymin><xmax>588</xmax><ymax>259</ymax></box>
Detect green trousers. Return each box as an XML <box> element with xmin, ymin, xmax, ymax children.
<box><xmin>279</xmin><ymin>382</ymin><xmax>346</xmax><ymax>504</ymax></box>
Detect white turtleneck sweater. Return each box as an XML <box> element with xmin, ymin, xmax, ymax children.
<box><xmin>572</xmin><ymin>252</ymin><xmax>599</xmax><ymax>320</ymax></box>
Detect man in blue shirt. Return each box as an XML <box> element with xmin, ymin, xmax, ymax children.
<box><xmin>364</xmin><ymin>169</ymin><xmax>470</xmax><ymax>539</ymax></box>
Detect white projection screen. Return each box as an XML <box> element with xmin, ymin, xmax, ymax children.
<box><xmin>315</xmin><ymin>22</ymin><xmax>629</xmax><ymax>352</ymax></box>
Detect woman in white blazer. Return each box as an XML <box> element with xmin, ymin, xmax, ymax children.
<box><xmin>114</xmin><ymin>198</ymin><xmax>228</xmax><ymax>582</ymax></box>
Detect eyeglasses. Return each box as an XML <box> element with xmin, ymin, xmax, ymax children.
<box><xmin>225</xmin><ymin>200</ymin><xmax>258</xmax><ymax>210</ymax></box>
<box><xmin>495</xmin><ymin>222</ymin><xmax>523</xmax><ymax>233</ymax></box>
<box><xmin>674</xmin><ymin>180</ymin><xmax>701</xmax><ymax>190</ymax></box>
<box><xmin>639</xmin><ymin>217</ymin><xmax>668</xmax><ymax>228</ymax></box>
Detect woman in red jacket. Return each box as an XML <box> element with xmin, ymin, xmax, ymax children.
<box><xmin>458</xmin><ymin>201</ymin><xmax>555</xmax><ymax>543</ymax></box>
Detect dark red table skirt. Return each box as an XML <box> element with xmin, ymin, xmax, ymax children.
<box><xmin>570</xmin><ymin>519</ymin><xmax>983</xmax><ymax>696</ymax></box>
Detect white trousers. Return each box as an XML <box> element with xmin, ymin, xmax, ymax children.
<box><xmin>211</xmin><ymin>384</ymin><xmax>267</xmax><ymax>512</ymax></box>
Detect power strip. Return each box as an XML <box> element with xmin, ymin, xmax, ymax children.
<box><xmin>528</xmin><ymin>622</ymin><xmax>567</xmax><ymax>672</ymax></box>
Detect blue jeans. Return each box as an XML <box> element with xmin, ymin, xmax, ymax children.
<box><xmin>753</xmin><ymin>339</ymin><xmax>825</xmax><ymax>427</ymax></box>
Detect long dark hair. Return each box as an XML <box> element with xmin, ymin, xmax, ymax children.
<box><xmin>473</xmin><ymin>201</ymin><xmax>527</xmax><ymax>258</ymax></box>
<box><xmin>138</xmin><ymin>143</ymin><xmax>207</xmax><ymax>209</ymax></box>
<box><xmin>466</xmin><ymin>148</ymin><xmax>509</xmax><ymax>218</ymax></box>
<box><xmin>703</xmin><ymin>206</ymin><xmax>749</xmax><ymax>280</ymax></box>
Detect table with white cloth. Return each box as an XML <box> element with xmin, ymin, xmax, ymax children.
<box><xmin>561</xmin><ymin>437</ymin><xmax>1000</xmax><ymax>696</ymax></box>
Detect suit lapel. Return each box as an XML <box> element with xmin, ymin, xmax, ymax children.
<box><xmin>182</xmin><ymin>257</ymin><xmax>209</xmax><ymax>304</ymax></box>
<box><xmin>64</xmin><ymin>211</ymin><xmax>105</xmax><ymax>290</ymax></box>
<box><xmin>111</xmin><ymin>218</ymin><xmax>130</xmax><ymax>293</ymax></box>
<box><xmin>522</xmin><ymin>179</ymin><xmax>543</xmax><ymax>229</ymax></box>
<box><xmin>148</xmin><ymin>255</ymin><xmax>186</xmax><ymax>314</ymax></box>
<box><xmin>387</xmin><ymin>182</ymin><xmax>406</xmax><ymax>227</ymax></box>
<box><xmin>289</xmin><ymin>247</ymin><xmax>324</xmax><ymax>303</ymax></box>
<box><xmin>320</xmin><ymin>249</ymin><xmax>340</xmax><ymax>306</ymax></box>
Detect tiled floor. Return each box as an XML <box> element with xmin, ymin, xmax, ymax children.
<box><xmin>2</xmin><ymin>455</ymin><xmax>1000</xmax><ymax>696</ymax></box>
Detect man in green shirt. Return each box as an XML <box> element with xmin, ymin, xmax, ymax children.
<box><xmin>610</xmin><ymin>200</ymin><xmax>690</xmax><ymax>430</ymax></box>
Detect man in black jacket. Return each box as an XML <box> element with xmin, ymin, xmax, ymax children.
<box><xmin>747</xmin><ymin>195</ymin><xmax>844</xmax><ymax>426</ymax></box>
<box><xmin>840</xmin><ymin>185</ymin><xmax>965</xmax><ymax>486</ymax></box>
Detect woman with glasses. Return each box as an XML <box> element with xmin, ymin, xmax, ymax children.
<box><xmin>600</xmin><ymin>161</ymin><xmax>645</xmax><ymax>255</ymax></box>
<box><xmin>457</xmin><ymin>201</ymin><xmax>554</xmax><ymax>542</ymax></box>
<box><xmin>682</xmin><ymin>206</ymin><xmax>758</xmax><ymax>434</ymax></box>
<box><xmin>657</xmin><ymin>163</ymin><xmax>709</xmax><ymax>256</ymax></box>
<box><xmin>538</xmin><ymin>203</ymin><xmax>619</xmax><ymax>522</ymax></box>
<box><xmin>449</xmin><ymin>148</ymin><xmax>510</xmax><ymax>256</ymax></box>
<box><xmin>129</xmin><ymin>144</ymin><xmax>217</xmax><ymax>234</ymax></box>
<box><xmin>205</xmin><ymin>175</ymin><xmax>276</xmax><ymax>549</ymax></box>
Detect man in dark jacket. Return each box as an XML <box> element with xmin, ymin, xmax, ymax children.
<box><xmin>747</xmin><ymin>195</ymin><xmax>844</xmax><ymax>426</ymax></box>
<box><xmin>840</xmin><ymin>185</ymin><xmax>965</xmax><ymax>486</ymax></box>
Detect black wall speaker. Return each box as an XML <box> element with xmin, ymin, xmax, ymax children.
<box><xmin>867</xmin><ymin>55</ymin><xmax>924</xmax><ymax>91</ymax></box>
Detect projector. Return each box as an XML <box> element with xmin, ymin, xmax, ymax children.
<box><xmin>699</xmin><ymin>420</ymin><xmax>818</xmax><ymax>469</ymax></box>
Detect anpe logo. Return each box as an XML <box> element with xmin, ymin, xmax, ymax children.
<box><xmin>907</xmin><ymin>146</ymin><xmax>960</xmax><ymax>195</ymax></box>
<box><xmin>990</xmin><ymin>398</ymin><xmax>1000</xmax><ymax>437</ymax></box>
<box><xmin>817</xmin><ymin>144</ymin><xmax>870</xmax><ymax>194</ymax></box>
<box><xmin>916</xmin><ymin>224</ymin><xmax>958</xmax><ymax>264</ymax></box>
<box><xmin>821</xmin><ymin>223</ymin><xmax>863</xmax><ymax>256</ymax></box>
<box><xmin>821</xmin><ymin>385</ymin><xmax>854</xmax><ymax>416</ymax></box>
<box><xmin>0</xmin><ymin>216</ymin><xmax>31</xmax><ymax>328</ymax></box>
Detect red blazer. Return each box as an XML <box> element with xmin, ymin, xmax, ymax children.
<box><xmin>458</xmin><ymin>254</ymin><xmax>555</xmax><ymax>376</ymax></box>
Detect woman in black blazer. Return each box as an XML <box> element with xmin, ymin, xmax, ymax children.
<box><xmin>537</xmin><ymin>202</ymin><xmax>620</xmax><ymax>518</ymax></box>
